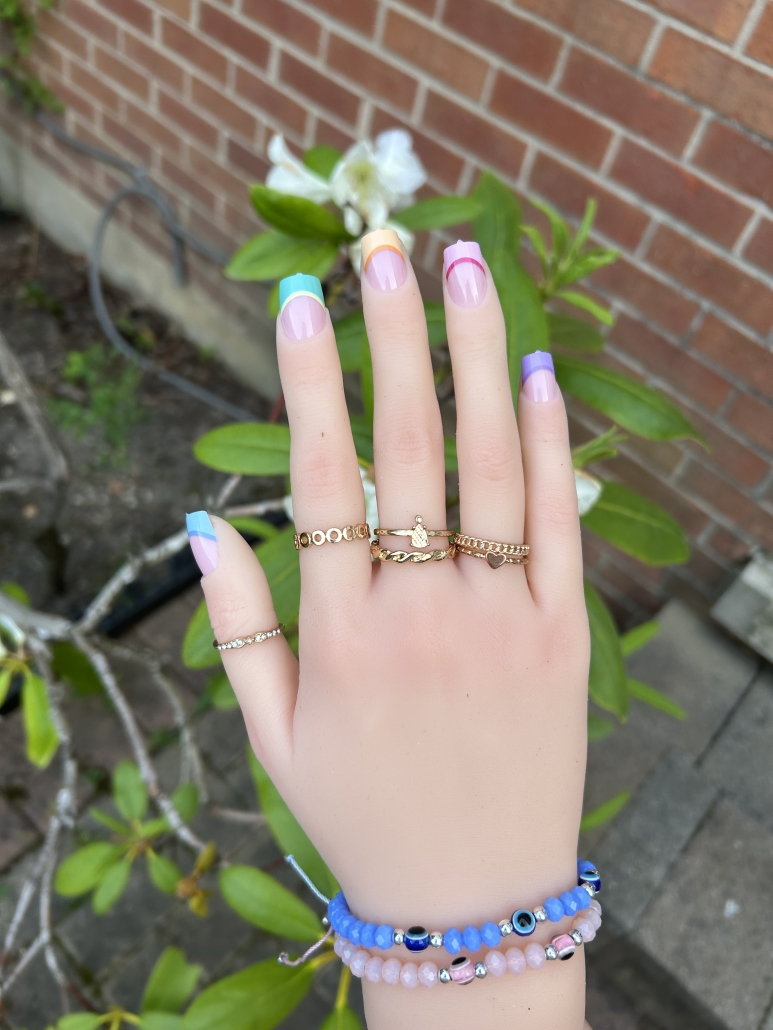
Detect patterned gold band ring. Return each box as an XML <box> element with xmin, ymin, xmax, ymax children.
<box><xmin>294</xmin><ymin>524</ymin><xmax>370</xmax><ymax>549</ymax></box>
<box><xmin>454</xmin><ymin>534</ymin><xmax>530</xmax><ymax>556</ymax></box>
<box><xmin>371</xmin><ymin>542</ymin><xmax>457</xmax><ymax>563</ymax></box>
<box><xmin>214</xmin><ymin>626</ymin><xmax>283</xmax><ymax>651</ymax></box>
<box><xmin>455</xmin><ymin>543</ymin><xmax>529</xmax><ymax>569</ymax></box>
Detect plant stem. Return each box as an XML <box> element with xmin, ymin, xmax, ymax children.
<box><xmin>335</xmin><ymin>964</ymin><xmax>351</xmax><ymax>1011</ymax></box>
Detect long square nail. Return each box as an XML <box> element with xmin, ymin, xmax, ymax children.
<box><xmin>187</xmin><ymin>510</ymin><xmax>219</xmax><ymax>576</ymax></box>
<box><xmin>279</xmin><ymin>274</ymin><xmax>327</xmax><ymax>340</ymax></box>
<box><xmin>521</xmin><ymin>350</ymin><xmax>558</xmax><ymax>402</ymax></box>
<box><xmin>361</xmin><ymin>229</ymin><xmax>407</xmax><ymax>291</ymax></box>
<box><xmin>444</xmin><ymin>240</ymin><xmax>487</xmax><ymax>307</ymax></box>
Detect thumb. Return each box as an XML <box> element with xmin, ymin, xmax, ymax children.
<box><xmin>186</xmin><ymin>512</ymin><xmax>298</xmax><ymax>766</ymax></box>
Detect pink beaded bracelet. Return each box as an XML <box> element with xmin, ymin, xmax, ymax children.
<box><xmin>334</xmin><ymin>899</ymin><xmax>602</xmax><ymax>987</ymax></box>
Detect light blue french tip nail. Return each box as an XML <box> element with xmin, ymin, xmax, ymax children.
<box><xmin>186</xmin><ymin>510</ymin><xmax>216</xmax><ymax>540</ymax></box>
<box><xmin>278</xmin><ymin>273</ymin><xmax>324</xmax><ymax>314</ymax></box>
<box><xmin>521</xmin><ymin>350</ymin><xmax>554</xmax><ymax>382</ymax></box>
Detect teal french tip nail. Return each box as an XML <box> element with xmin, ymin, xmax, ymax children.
<box><xmin>278</xmin><ymin>274</ymin><xmax>327</xmax><ymax>340</ymax></box>
<box><xmin>186</xmin><ymin>511</ymin><xmax>218</xmax><ymax>576</ymax></box>
<box><xmin>186</xmin><ymin>511</ymin><xmax>216</xmax><ymax>539</ymax></box>
<box><xmin>278</xmin><ymin>273</ymin><xmax>324</xmax><ymax>313</ymax></box>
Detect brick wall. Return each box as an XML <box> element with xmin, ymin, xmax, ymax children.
<box><xmin>5</xmin><ymin>0</ymin><xmax>773</xmax><ymax>624</ymax></box>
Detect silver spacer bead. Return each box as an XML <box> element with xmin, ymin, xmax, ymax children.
<box><xmin>533</xmin><ymin>906</ymin><xmax>547</xmax><ymax>922</ymax></box>
<box><xmin>439</xmin><ymin>968</ymin><xmax>452</xmax><ymax>984</ymax></box>
<box><xmin>474</xmin><ymin>962</ymin><xmax>488</xmax><ymax>979</ymax></box>
<box><xmin>545</xmin><ymin>945</ymin><xmax>558</xmax><ymax>961</ymax></box>
<box><xmin>393</xmin><ymin>929</ymin><xmax>405</xmax><ymax>946</ymax></box>
<box><xmin>570</xmin><ymin>929</ymin><xmax>584</xmax><ymax>946</ymax></box>
<box><xmin>498</xmin><ymin>919</ymin><xmax>513</xmax><ymax>936</ymax></box>
<box><xmin>429</xmin><ymin>932</ymin><xmax>444</xmax><ymax>948</ymax></box>
<box><xmin>321</xmin><ymin>916</ymin><xmax>330</xmax><ymax>928</ymax></box>
<box><xmin>581</xmin><ymin>882</ymin><xmax>596</xmax><ymax>897</ymax></box>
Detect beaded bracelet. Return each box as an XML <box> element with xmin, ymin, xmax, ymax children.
<box><xmin>334</xmin><ymin>899</ymin><xmax>602</xmax><ymax>988</ymax></box>
<box><xmin>327</xmin><ymin>859</ymin><xmax>601</xmax><ymax>956</ymax></box>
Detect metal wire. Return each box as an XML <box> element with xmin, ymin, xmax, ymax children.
<box><xmin>284</xmin><ymin>854</ymin><xmax>331</xmax><ymax>905</ymax></box>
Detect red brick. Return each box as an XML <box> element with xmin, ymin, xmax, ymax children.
<box><xmin>98</xmin><ymin>0</ymin><xmax>152</xmax><ymax>33</ymax></box>
<box><xmin>328</xmin><ymin>35</ymin><xmax>417</xmax><ymax>113</ymax></box>
<box><xmin>37</xmin><ymin>13</ymin><xmax>88</xmax><ymax>58</ymax></box>
<box><xmin>685</xmin><ymin>546</ymin><xmax>733</xmax><ymax>592</ymax></box>
<box><xmin>491</xmin><ymin>71</ymin><xmax>612</xmax><ymax>167</ymax></box>
<box><xmin>158</xmin><ymin>89</ymin><xmax>218</xmax><ymax>147</ymax></box>
<box><xmin>596</xmin><ymin>558</ymin><xmax>665</xmax><ymax>612</ymax></box>
<box><xmin>43</xmin><ymin>75</ymin><xmax>95</xmax><ymax>120</ymax></box>
<box><xmin>241</xmin><ymin>0</ymin><xmax>320</xmax><ymax>54</ymax></box>
<box><xmin>423</xmin><ymin>90</ymin><xmax>525</xmax><ymax>180</ymax></box>
<box><xmin>647</xmin><ymin>226</ymin><xmax>773</xmax><ymax>336</ymax></box>
<box><xmin>371</xmin><ymin>107</ymin><xmax>465</xmax><ymax>190</ymax></box>
<box><xmin>161</xmin><ymin>156</ymin><xmax>217</xmax><ymax>210</ymax></box>
<box><xmin>192</xmin><ymin>77</ymin><xmax>256</xmax><ymax>138</ymax></box>
<box><xmin>64</xmin><ymin>0</ymin><xmax>117</xmax><ymax>44</ymax></box>
<box><xmin>694</xmin><ymin>121</ymin><xmax>773</xmax><ymax>209</ymax></box>
<box><xmin>622</xmin><ymin>434</ymin><xmax>684</xmax><ymax>476</ymax></box>
<box><xmin>529</xmin><ymin>151</ymin><xmax>648</xmax><ymax>250</ymax></box>
<box><xmin>234</xmin><ymin>67</ymin><xmax>306</xmax><ymax>134</ymax></box>
<box><xmin>443</xmin><ymin>0</ymin><xmax>561</xmax><ymax>81</ymax></box>
<box><xmin>383</xmin><ymin>10</ymin><xmax>488</xmax><ymax>100</ymax></box>
<box><xmin>513</xmin><ymin>0</ymin><xmax>655</xmax><ymax>66</ymax></box>
<box><xmin>126</xmin><ymin>101</ymin><xmax>183</xmax><ymax>155</ymax></box>
<box><xmin>70</xmin><ymin>59</ymin><xmax>121</xmax><ymax>111</ymax></box>
<box><xmin>402</xmin><ymin>0</ymin><xmax>435</xmax><ymax>12</ymax></box>
<box><xmin>646</xmin><ymin>0</ymin><xmax>754</xmax><ymax>43</ymax></box>
<box><xmin>726</xmin><ymin>392</ymin><xmax>773</xmax><ymax>453</ymax></box>
<box><xmin>33</xmin><ymin>40</ymin><xmax>64</xmax><ymax>75</ymax></box>
<box><xmin>279</xmin><ymin>52</ymin><xmax>360</xmax><ymax>125</ymax></box>
<box><xmin>606</xmin><ymin>451</ymin><xmax>710</xmax><ymax>536</ymax></box>
<box><xmin>102</xmin><ymin>113</ymin><xmax>153</xmax><ymax>163</ymax></box>
<box><xmin>744</xmin><ymin>219</ymin><xmax>773</xmax><ymax>277</ymax></box>
<box><xmin>746</xmin><ymin>4</ymin><xmax>773</xmax><ymax>65</ymax></box>
<box><xmin>162</xmin><ymin>19</ymin><xmax>227</xmax><ymax>81</ymax></box>
<box><xmin>649</xmin><ymin>29</ymin><xmax>773</xmax><ymax>142</ymax></box>
<box><xmin>684</xmin><ymin>409</ymin><xmax>769</xmax><ymax>487</ymax></box>
<box><xmin>560</xmin><ymin>49</ymin><xmax>699</xmax><ymax>156</ymax></box>
<box><xmin>314</xmin><ymin>118</ymin><xmax>356</xmax><ymax>153</ymax></box>
<box><xmin>593</xmin><ymin>257</ymin><xmax>699</xmax><ymax>336</ymax></box>
<box><xmin>94</xmin><ymin>46</ymin><xmax>149</xmax><ymax>98</ymax></box>
<box><xmin>610</xmin><ymin>313</ymin><xmax>732</xmax><ymax>411</ymax></box>
<box><xmin>692</xmin><ymin>315</ymin><xmax>773</xmax><ymax>399</ymax></box>
<box><xmin>303</xmin><ymin>0</ymin><xmax>377</xmax><ymax>35</ymax></box>
<box><xmin>198</xmin><ymin>5</ymin><xmax>270</xmax><ymax>68</ymax></box>
<box><xmin>611</xmin><ymin>140</ymin><xmax>752</xmax><ymax>249</ymax></box>
<box><xmin>123</xmin><ymin>32</ymin><xmax>184</xmax><ymax>91</ymax></box>
<box><xmin>708</xmin><ymin>525</ymin><xmax>749</xmax><ymax>562</ymax></box>
<box><xmin>155</xmin><ymin>0</ymin><xmax>189</xmax><ymax>19</ymax></box>
<box><xmin>681</xmin><ymin>461</ymin><xmax>773</xmax><ymax>547</ymax></box>
<box><xmin>227</xmin><ymin>136</ymin><xmax>269</xmax><ymax>180</ymax></box>
<box><xmin>188</xmin><ymin>145</ymin><xmax>248</xmax><ymax>196</ymax></box>
<box><xmin>187</xmin><ymin>208</ymin><xmax>240</xmax><ymax>257</ymax></box>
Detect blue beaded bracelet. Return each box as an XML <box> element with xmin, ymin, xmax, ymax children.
<box><xmin>327</xmin><ymin>859</ymin><xmax>601</xmax><ymax>955</ymax></box>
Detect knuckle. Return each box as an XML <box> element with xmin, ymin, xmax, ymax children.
<box><xmin>534</xmin><ymin>491</ymin><xmax>579</xmax><ymax>531</ymax></box>
<box><xmin>465</xmin><ymin>436</ymin><xmax>519</xmax><ymax>484</ymax></box>
<box><xmin>382</xmin><ymin>416</ymin><xmax>441</xmax><ymax>472</ymax></box>
<box><xmin>294</xmin><ymin>444</ymin><xmax>349</xmax><ymax>501</ymax></box>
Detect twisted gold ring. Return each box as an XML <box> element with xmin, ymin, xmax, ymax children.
<box><xmin>294</xmin><ymin>524</ymin><xmax>370</xmax><ymax>549</ymax></box>
<box><xmin>374</xmin><ymin>515</ymin><xmax>453</xmax><ymax>549</ymax></box>
<box><xmin>371</xmin><ymin>542</ymin><xmax>457</xmax><ymax>563</ymax></box>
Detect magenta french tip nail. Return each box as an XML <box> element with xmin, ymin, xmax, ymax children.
<box><xmin>521</xmin><ymin>350</ymin><xmax>558</xmax><ymax>403</ymax></box>
<box><xmin>187</xmin><ymin>511</ymin><xmax>219</xmax><ymax>576</ymax></box>
<box><xmin>279</xmin><ymin>273</ymin><xmax>327</xmax><ymax>340</ymax></box>
<box><xmin>361</xmin><ymin>228</ymin><xmax>407</xmax><ymax>291</ymax></box>
<box><xmin>443</xmin><ymin>240</ymin><xmax>487</xmax><ymax>307</ymax></box>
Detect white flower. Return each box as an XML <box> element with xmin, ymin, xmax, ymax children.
<box><xmin>575</xmin><ymin>469</ymin><xmax>603</xmax><ymax>516</ymax></box>
<box><xmin>265</xmin><ymin>135</ymin><xmax>331</xmax><ymax>204</ymax></box>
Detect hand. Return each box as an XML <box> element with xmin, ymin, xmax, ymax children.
<box><xmin>191</xmin><ymin>233</ymin><xmax>590</xmax><ymax>1029</ymax></box>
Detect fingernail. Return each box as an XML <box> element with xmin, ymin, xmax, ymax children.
<box><xmin>361</xmin><ymin>228</ymin><xmax>407</xmax><ymax>291</ymax></box>
<box><xmin>187</xmin><ymin>511</ymin><xmax>218</xmax><ymax>576</ymax></box>
<box><xmin>444</xmin><ymin>240</ymin><xmax>487</xmax><ymax>307</ymax></box>
<box><xmin>521</xmin><ymin>351</ymin><xmax>558</xmax><ymax>403</ymax></box>
<box><xmin>279</xmin><ymin>274</ymin><xmax>327</xmax><ymax>340</ymax></box>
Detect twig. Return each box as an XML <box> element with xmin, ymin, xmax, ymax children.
<box><xmin>0</xmin><ymin>933</ymin><xmax>46</xmax><ymax>996</ymax></box>
<box><xmin>209</xmin><ymin>806</ymin><xmax>267</xmax><ymax>825</ymax></box>
<box><xmin>215</xmin><ymin>474</ymin><xmax>242</xmax><ymax>509</ymax></box>
<box><xmin>222</xmin><ymin>499</ymin><xmax>286</xmax><ymax>519</ymax></box>
<box><xmin>0</xmin><ymin>592</ymin><xmax>70</xmax><ymax>640</ymax></box>
<box><xmin>0</xmin><ymin>476</ymin><xmax>52</xmax><ymax>494</ymax></box>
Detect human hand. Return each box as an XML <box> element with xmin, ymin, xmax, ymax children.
<box><xmin>189</xmin><ymin>232</ymin><xmax>590</xmax><ymax>1029</ymax></box>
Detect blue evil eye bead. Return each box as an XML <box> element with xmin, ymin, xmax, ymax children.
<box><xmin>480</xmin><ymin>922</ymin><xmax>501</xmax><ymax>948</ymax></box>
<box><xmin>544</xmin><ymin>897</ymin><xmax>564</xmax><ymax>922</ymax></box>
<box><xmin>578</xmin><ymin>859</ymin><xmax>596</xmax><ymax>876</ymax></box>
<box><xmin>511</xmin><ymin>909</ymin><xmax>537</xmax><ymax>937</ymax></box>
<box><xmin>444</xmin><ymin>928</ymin><xmax>463</xmax><ymax>955</ymax></box>
<box><xmin>349</xmin><ymin>919</ymin><xmax>364</xmax><ymax>945</ymax></box>
<box><xmin>579</xmin><ymin>867</ymin><xmax>602</xmax><ymax>894</ymax></box>
<box><xmin>338</xmin><ymin>913</ymin><xmax>355</xmax><ymax>938</ymax></box>
<box><xmin>360</xmin><ymin>922</ymin><xmax>377</xmax><ymax>948</ymax></box>
<box><xmin>571</xmin><ymin>886</ymin><xmax>591</xmax><ymax>911</ymax></box>
<box><xmin>560</xmin><ymin>891</ymin><xmax>580</xmax><ymax>918</ymax></box>
<box><xmin>463</xmin><ymin>925</ymin><xmax>482</xmax><ymax>952</ymax></box>
<box><xmin>405</xmin><ymin>926</ymin><xmax>430</xmax><ymax>952</ymax></box>
<box><xmin>375</xmin><ymin>924</ymin><xmax>394</xmax><ymax>950</ymax></box>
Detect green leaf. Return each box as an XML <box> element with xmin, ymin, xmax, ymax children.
<box><xmin>250</xmin><ymin>185</ymin><xmax>351</xmax><ymax>242</ymax></box>
<box><xmin>0</xmin><ymin>667</ymin><xmax>12</xmax><ymax>708</ymax></box>
<box><xmin>182</xmin><ymin>599</ymin><xmax>220</xmax><ymax>670</ymax></box>
<box><xmin>472</xmin><ymin>170</ymin><xmax>521</xmax><ymax>267</ymax></box>
<box><xmin>620</xmin><ymin>619</ymin><xmax>660</xmax><ymax>657</ymax></box>
<box><xmin>547</xmin><ymin>312</ymin><xmax>604</xmax><ymax>352</ymax></box>
<box><xmin>424</xmin><ymin>301</ymin><xmax>447</xmax><ymax>346</ymax></box>
<box><xmin>226</xmin><ymin>517</ymin><xmax>279</xmax><ymax>541</ymax></box>
<box><xmin>56</xmin><ymin>1016</ymin><xmax>103</xmax><ymax>1030</ymax></box>
<box><xmin>444</xmin><ymin>436</ymin><xmax>458</xmax><ymax>472</ymax></box>
<box><xmin>530</xmin><ymin>196</ymin><xmax>570</xmax><ymax>263</ymax></box>
<box><xmin>267</xmin><ymin>282</ymin><xmax>280</xmax><ymax>318</ymax></box>
<box><xmin>350</xmin><ymin>414</ymin><xmax>373</xmax><ymax>464</ymax></box>
<box><xmin>226</xmin><ymin>232</ymin><xmax>338</xmax><ymax>283</ymax></box>
<box><xmin>628</xmin><ymin>678</ymin><xmax>686</xmax><ymax>720</ymax></box>
<box><xmin>572</xmin><ymin>428</ymin><xmax>626</xmax><ymax>469</ymax></box>
<box><xmin>140</xmin><ymin>1015</ymin><xmax>186</xmax><ymax>1030</ymax></box>
<box><xmin>522</xmin><ymin>225</ymin><xmax>548</xmax><ymax>277</ymax></box>
<box><xmin>0</xmin><ymin>580</ymin><xmax>30</xmax><ymax>605</ymax></box>
<box><xmin>92</xmin><ymin>858</ymin><xmax>132</xmax><ymax>913</ymax></box>
<box><xmin>582</xmin><ymin>481</ymin><xmax>690</xmax><ymax>566</ymax></box>
<box><xmin>392</xmin><ymin>195</ymin><xmax>482</xmax><ymax>231</ymax></box>
<box><xmin>143</xmin><ymin>946</ymin><xmax>202</xmax><ymax>1014</ymax></box>
<box><xmin>139</xmin><ymin>817</ymin><xmax>170</xmax><ymax>839</ymax></box>
<box><xmin>55</xmin><ymin>842</ymin><xmax>125</xmax><ymax>896</ymax></box>
<box><xmin>171</xmin><ymin>783</ymin><xmax>199</xmax><ymax>823</ymax></box>
<box><xmin>206</xmin><ymin>670</ymin><xmax>239</xmax><ymax>710</ymax></box>
<box><xmin>255</xmin><ymin>528</ymin><xmax>301</xmax><ymax>627</ymax></box>
<box><xmin>303</xmin><ymin>145</ymin><xmax>342</xmax><ymax>179</ymax></box>
<box><xmin>503</xmin><ymin>260</ymin><xmax>550</xmax><ymax>396</ymax></box>
<box><xmin>194</xmin><ymin>422</ymin><xmax>291</xmax><ymax>476</ymax></box>
<box><xmin>220</xmin><ymin>865</ymin><xmax>322</xmax><ymax>941</ymax></box>
<box><xmin>183</xmin><ymin>958</ymin><xmax>314</xmax><ymax>1030</ymax></box>
<box><xmin>147</xmin><ymin>852</ymin><xmax>183</xmax><ymax>894</ymax></box>
<box><xmin>113</xmin><ymin>760</ymin><xmax>149</xmax><ymax>821</ymax></box>
<box><xmin>89</xmin><ymin>808</ymin><xmax>129</xmax><ymax>834</ymax></box>
<box><xmin>360</xmin><ymin>336</ymin><xmax>374</xmax><ymax>424</ymax></box>
<box><xmin>321</xmin><ymin>1007</ymin><xmax>362</xmax><ymax>1030</ymax></box>
<box><xmin>553</xmin><ymin>355</ymin><xmax>701</xmax><ymax>442</ymax></box>
<box><xmin>587</xmin><ymin>713</ymin><xmax>614</xmax><ymax>742</ymax></box>
<box><xmin>567</xmin><ymin>198</ymin><xmax>598</xmax><ymax>261</ymax></box>
<box><xmin>556</xmin><ymin>290</ymin><xmax>614</xmax><ymax>325</ymax></box>
<box><xmin>22</xmin><ymin>672</ymin><xmax>59</xmax><ymax>768</ymax></box>
<box><xmin>557</xmin><ymin>248</ymin><xmax>618</xmax><ymax>289</ymax></box>
<box><xmin>333</xmin><ymin>310</ymin><xmax>368</xmax><ymax>371</ymax></box>
<box><xmin>585</xmin><ymin>580</ymin><xmax>628</xmax><ymax>720</ymax></box>
<box><xmin>581</xmin><ymin>791</ymin><xmax>630</xmax><ymax>832</ymax></box>
<box><xmin>248</xmin><ymin>749</ymin><xmax>338</xmax><ymax>900</ymax></box>
<box><xmin>51</xmin><ymin>641</ymin><xmax>103</xmax><ymax>696</ymax></box>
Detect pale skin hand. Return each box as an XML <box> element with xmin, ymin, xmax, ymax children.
<box><xmin>197</xmin><ymin>242</ymin><xmax>591</xmax><ymax>1029</ymax></box>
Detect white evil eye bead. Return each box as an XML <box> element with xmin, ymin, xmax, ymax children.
<box><xmin>405</xmin><ymin>927</ymin><xmax>430</xmax><ymax>952</ymax></box>
<box><xmin>511</xmin><ymin>910</ymin><xmax>537</xmax><ymax>937</ymax></box>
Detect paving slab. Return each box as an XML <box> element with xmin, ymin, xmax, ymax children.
<box><xmin>634</xmin><ymin>801</ymin><xmax>773</xmax><ymax>1030</ymax></box>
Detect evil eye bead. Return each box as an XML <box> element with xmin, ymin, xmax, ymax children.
<box><xmin>393</xmin><ymin>929</ymin><xmax>406</xmax><ymax>946</ymax></box>
<box><xmin>439</xmin><ymin>968</ymin><xmax>452</xmax><ymax>984</ymax></box>
<box><xmin>552</xmin><ymin>934</ymin><xmax>577</xmax><ymax>960</ymax></box>
<box><xmin>579</xmin><ymin>867</ymin><xmax>602</xmax><ymax>894</ymax></box>
<box><xmin>499</xmin><ymin>920</ymin><xmax>513</xmax><ymax>937</ymax></box>
<box><xmin>405</xmin><ymin>926</ymin><xmax>430</xmax><ymax>952</ymax></box>
<box><xmin>578</xmin><ymin>859</ymin><xmax>596</xmax><ymax>875</ymax></box>
<box><xmin>449</xmin><ymin>956</ymin><xmax>475</xmax><ymax>984</ymax></box>
<box><xmin>429</xmin><ymin>932</ymin><xmax>444</xmax><ymax>949</ymax></box>
<box><xmin>511</xmin><ymin>909</ymin><xmax>537</xmax><ymax>937</ymax></box>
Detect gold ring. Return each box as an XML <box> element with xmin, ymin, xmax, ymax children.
<box><xmin>294</xmin><ymin>524</ymin><xmax>370</xmax><ymax>549</ymax></box>
<box><xmin>374</xmin><ymin>516</ymin><xmax>453</xmax><ymax>549</ymax></box>
<box><xmin>214</xmin><ymin>626</ymin><xmax>283</xmax><ymax>651</ymax></box>
<box><xmin>454</xmin><ymin>534</ymin><xmax>529</xmax><ymax>570</ymax></box>
<box><xmin>371</xmin><ymin>542</ymin><xmax>457</xmax><ymax>563</ymax></box>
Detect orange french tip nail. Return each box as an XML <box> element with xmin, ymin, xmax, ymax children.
<box><xmin>361</xmin><ymin>228</ymin><xmax>403</xmax><ymax>274</ymax></box>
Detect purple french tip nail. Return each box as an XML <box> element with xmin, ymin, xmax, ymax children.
<box><xmin>521</xmin><ymin>351</ymin><xmax>558</xmax><ymax>403</ymax></box>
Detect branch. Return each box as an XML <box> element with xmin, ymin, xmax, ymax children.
<box><xmin>222</xmin><ymin>499</ymin><xmax>286</xmax><ymax>519</ymax></box>
<box><xmin>215</xmin><ymin>474</ymin><xmax>242</xmax><ymax>509</ymax></box>
<box><xmin>0</xmin><ymin>592</ymin><xmax>71</xmax><ymax>640</ymax></box>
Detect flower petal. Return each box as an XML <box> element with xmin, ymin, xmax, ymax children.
<box><xmin>265</xmin><ymin>134</ymin><xmax>332</xmax><ymax>203</ymax></box>
<box><xmin>375</xmin><ymin>129</ymin><xmax>427</xmax><ymax>196</ymax></box>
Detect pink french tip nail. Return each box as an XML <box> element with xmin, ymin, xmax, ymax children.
<box><xmin>443</xmin><ymin>240</ymin><xmax>487</xmax><ymax>307</ymax></box>
<box><xmin>361</xmin><ymin>229</ymin><xmax>407</xmax><ymax>291</ymax></box>
<box><xmin>186</xmin><ymin>511</ymin><xmax>219</xmax><ymax>576</ymax></box>
<box><xmin>521</xmin><ymin>350</ymin><xmax>558</xmax><ymax>403</ymax></box>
